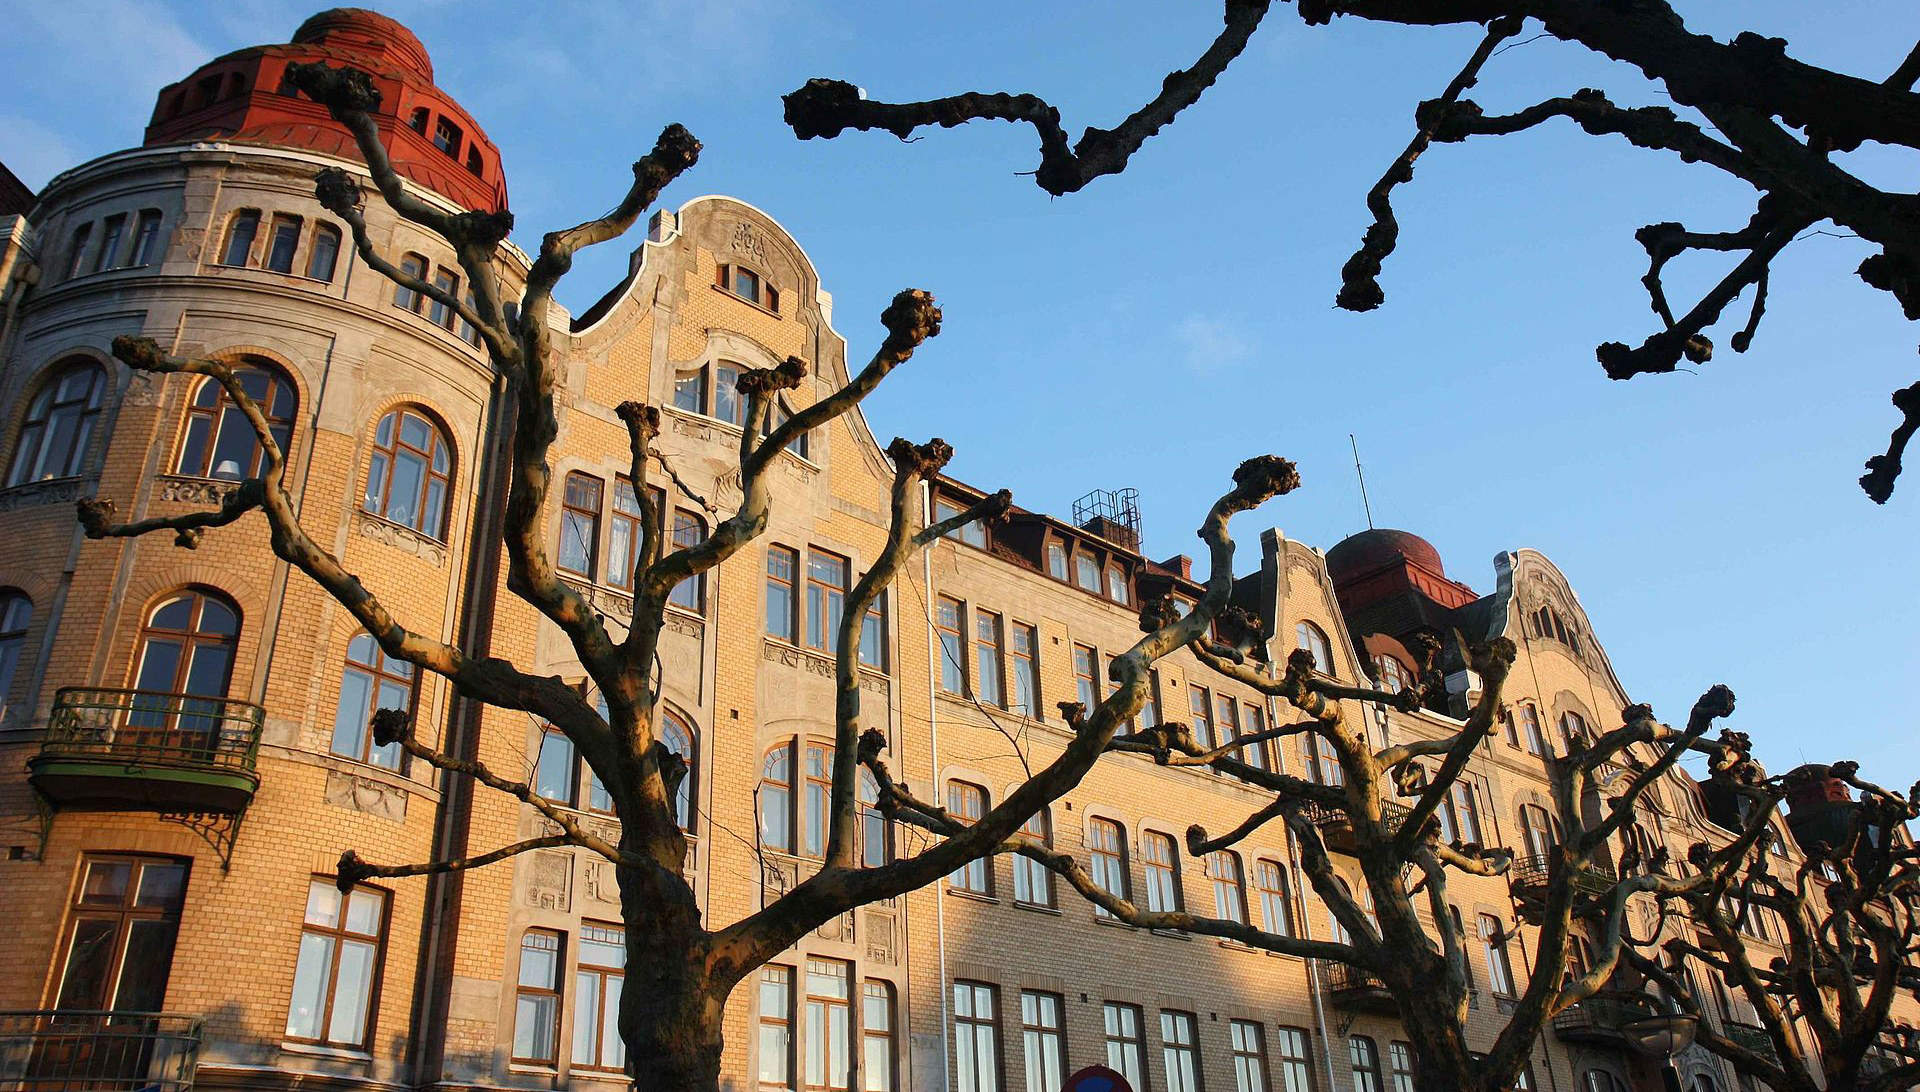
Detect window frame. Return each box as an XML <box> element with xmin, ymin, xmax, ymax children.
<box><xmin>52</xmin><ymin>854</ymin><xmax>191</xmax><ymax>1014</ymax></box>
<box><xmin>803</xmin><ymin>957</ymin><xmax>853</xmax><ymax>1092</ymax></box>
<box><xmin>947</xmin><ymin>781</ymin><xmax>991</xmax><ymax>895</ymax></box>
<box><xmin>8</xmin><ymin>359</ymin><xmax>105</xmax><ymax>486</ymax></box>
<box><xmin>1348</xmin><ymin>1036</ymin><xmax>1382</xmax><ymax>1092</ymax></box>
<box><xmin>1020</xmin><ymin>990</ymin><xmax>1066</xmax><ymax>1092</ymax></box>
<box><xmin>571</xmin><ymin>920</ymin><xmax>627</xmax><ymax>1073</ymax></box>
<box><xmin>1274</xmin><ymin>1027</ymin><xmax>1313</xmax><ymax>1092</ymax></box>
<box><xmin>131</xmin><ymin>209</ymin><xmax>164</xmax><ymax>266</ymax></box>
<box><xmin>512</xmin><ymin>928</ymin><xmax>564</xmax><ymax>1066</ymax></box>
<box><xmin>1073</xmin><ymin>643</ymin><xmax>1098</xmax><ymax>712</ymax></box>
<box><xmin>1209</xmin><ymin>850</ymin><xmax>1248</xmax><ymax>925</ymax></box>
<box><xmin>805</xmin><ymin>550</ymin><xmax>850</xmax><ymax>654</ymax></box>
<box><xmin>953</xmin><ymin>980</ymin><xmax>1002</xmax><ymax>1092</ymax></box>
<box><xmin>1161</xmin><ymin>1010</ymin><xmax>1203</xmax><ymax>1092</ymax></box>
<box><xmin>767</xmin><ymin>544</ymin><xmax>799</xmax><ymax>642</ymax></box>
<box><xmin>1230</xmin><ymin>1019</ymin><xmax>1269</xmax><ymax>1092</ymax></box>
<box><xmin>556</xmin><ymin>471</ymin><xmax>603</xmax><ymax>579</ymax></box>
<box><xmin>306</xmin><ymin>222</ymin><xmax>341</xmax><ymax>281</ymax></box>
<box><xmin>1295</xmin><ymin>621</ymin><xmax>1333</xmax><ymax>676</ymax></box>
<box><xmin>1089</xmin><ymin>817</ymin><xmax>1129</xmax><ymax>919</ymax></box>
<box><xmin>1143</xmin><ymin>830</ymin><xmax>1182</xmax><ymax>914</ymax></box>
<box><xmin>330</xmin><ymin>632</ymin><xmax>415</xmax><ymax>770</ymax></box>
<box><xmin>175</xmin><ymin>359</ymin><xmax>298</xmax><ymax>481</ymax></box>
<box><xmin>362</xmin><ymin>407</ymin><xmax>453</xmax><ymax>540</ymax></box>
<box><xmin>1012</xmin><ymin>807</ymin><xmax>1055</xmax><ymax>908</ymax></box>
<box><xmin>1103</xmin><ymin>1002</ymin><xmax>1147</xmax><ymax>1090</ymax></box>
<box><xmin>936</xmin><ymin>596</ymin><xmax>967</xmax><ymax>696</ymax></box>
<box><xmin>861</xmin><ymin>979</ymin><xmax>895</xmax><ymax>1092</ymax></box>
<box><xmin>263</xmin><ymin>213</ymin><xmax>302</xmax><ymax>274</ymax></box>
<box><xmin>285</xmin><ymin>877</ymin><xmax>391</xmax><ymax>1051</ymax></box>
<box><xmin>1254</xmin><ymin>858</ymin><xmax>1294</xmax><ymax>937</ymax></box>
<box><xmin>974</xmin><ymin>609</ymin><xmax>1006</xmax><ymax>708</ymax></box>
<box><xmin>759</xmin><ymin>964</ymin><xmax>796</xmax><ymax>1091</ymax></box>
<box><xmin>219</xmin><ymin>209</ymin><xmax>259</xmax><ymax>268</ymax></box>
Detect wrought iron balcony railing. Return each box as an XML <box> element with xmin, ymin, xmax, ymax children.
<box><xmin>1722</xmin><ymin>1021</ymin><xmax>1780</xmax><ymax>1065</ymax></box>
<box><xmin>28</xmin><ymin>688</ymin><xmax>264</xmax><ymax>816</ymax></box>
<box><xmin>0</xmin><ymin>1011</ymin><xmax>202</xmax><ymax>1092</ymax></box>
<box><xmin>1316</xmin><ymin>960</ymin><xmax>1399</xmax><ymax>1013</ymax></box>
<box><xmin>1551</xmin><ymin>998</ymin><xmax>1653</xmax><ymax>1047</ymax></box>
<box><xmin>1296</xmin><ymin>799</ymin><xmax>1412</xmax><ymax>853</ymax></box>
<box><xmin>1510</xmin><ymin>854</ymin><xmax>1618</xmax><ymax>922</ymax></box>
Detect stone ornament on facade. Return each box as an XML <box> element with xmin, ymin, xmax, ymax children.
<box><xmin>354</xmin><ymin>510</ymin><xmax>449</xmax><ymax>566</ymax></box>
<box><xmin>0</xmin><ymin>477</ymin><xmax>88</xmax><ymax>512</ymax></box>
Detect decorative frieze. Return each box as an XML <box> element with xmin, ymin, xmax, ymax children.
<box><xmin>355</xmin><ymin>511</ymin><xmax>448</xmax><ymax>565</ymax></box>
<box><xmin>322</xmin><ymin>768</ymin><xmax>408</xmax><ymax>822</ymax></box>
<box><xmin>526</xmin><ymin>849</ymin><xmax>572</xmax><ymax>911</ymax></box>
<box><xmin>155</xmin><ymin>474</ymin><xmax>240</xmax><ymax>506</ymax></box>
<box><xmin>0</xmin><ymin>477</ymin><xmax>86</xmax><ymax>512</ymax></box>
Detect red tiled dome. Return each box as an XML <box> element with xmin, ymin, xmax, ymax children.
<box><xmin>1326</xmin><ymin>528</ymin><xmax>1446</xmax><ymax>582</ymax></box>
<box><xmin>292</xmin><ymin>8</ymin><xmax>435</xmax><ymax>81</ymax></box>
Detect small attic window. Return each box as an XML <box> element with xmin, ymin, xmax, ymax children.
<box><xmin>717</xmin><ymin>264</ymin><xmax>779</xmax><ymax>313</ymax></box>
<box><xmin>409</xmin><ymin>108</ymin><xmax>430</xmax><ymax>134</ymax></box>
<box><xmin>433</xmin><ymin>117</ymin><xmax>463</xmax><ymax>158</ymax></box>
<box><xmin>465</xmin><ymin>145</ymin><xmax>484</xmax><ymax>177</ymax></box>
<box><xmin>194</xmin><ymin>74</ymin><xmax>223</xmax><ymax>110</ymax></box>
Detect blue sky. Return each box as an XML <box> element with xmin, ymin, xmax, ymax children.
<box><xmin>6</xmin><ymin>2</ymin><xmax>1918</xmax><ymax>792</ymax></box>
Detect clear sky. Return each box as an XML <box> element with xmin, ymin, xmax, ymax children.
<box><xmin>6</xmin><ymin>2</ymin><xmax>1917</xmax><ymax>793</ymax></box>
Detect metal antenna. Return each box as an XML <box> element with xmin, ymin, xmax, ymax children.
<box><xmin>1350</xmin><ymin>433</ymin><xmax>1374</xmax><ymax>530</ymax></box>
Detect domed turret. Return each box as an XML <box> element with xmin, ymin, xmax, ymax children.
<box><xmin>1326</xmin><ymin>528</ymin><xmax>1446</xmax><ymax>584</ymax></box>
<box><xmin>142</xmin><ymin>8</ymin><xmax>506</xmax><ymax>212</ymax></box>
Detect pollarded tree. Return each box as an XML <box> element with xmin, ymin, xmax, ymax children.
<box><xmin>782</xmin><ymin>2</ymin><xmax>1920</xmax><ymax>501</ymax></box>
<box><xmin>69</xmin><ymin>59</ymin><xmax>1307</xmax><ymax>1092</ymax></box>
<box><xmin>859</xmin><ymin>605</ymin><xmax>1762</xmax><ymax>1092</ymax></box>
<box><xmin>1628</xmin><ymin>761</ymin><xmax>1920</xmax><ymax>1092</ymax></box>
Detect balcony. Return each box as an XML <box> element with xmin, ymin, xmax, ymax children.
<box><xmin>1551</xmin><ymin>998</ymin><xmax>1652</xmax><ymax>1048</ymax></box>
<box><xmin>1297</xmin><ymin>799</ymin><xmax>1412</xmax><ymax>855</ymax></box>
<box><xmin>1318</xmin><ymin>961</ymin><xmax>1399</xmax><ymax>1014</ymax></box>
<box><xmin>1722</xmin><ymin>1021</ymin><xmax>1779</xmax><ymax>1066</ymax></box>
<box><xmin>1509</xmin><ymin>854</ymin><xmax>1617</xmax><ymax>922</ymax></box>
<box><xmin>27</xmin><ymin>688</ymin><xmax>263</xmax><ymax>814</ymax></box>
<box><xmin>0</xmin><ymin>1011</ymin><xmax>202</xmax><ymax>1092</ymax></box>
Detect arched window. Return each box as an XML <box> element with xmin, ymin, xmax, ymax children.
<box><xmin>306</xmin><ymin>223</ymin><xmax>341</xmax><ymax>281</ymax></box>
<box><xmin>1371</xmin><ymin>654</ymin><xmax>1411</xmax><ymax>694</ymax></box>
<box><xmin>1208</xmin><ymin>851</ymin><xmax>1247</xmax><ymax>924</ymax></box>
<box><xmin>1559</xmin><ymin>710</ymin><xmax>1589</xmax><ymax>750</ymax></box>
<box><xmin>362</xmin><ymin>408</ymin><xmax>452</xmax><ymax>538</ymax></box>
<box><xmin>219</xmin><ymin>210</ymin><xmax>259</xmax><ymax>267</ymax></box>
<box><xmin>1255</xmin><ymin>858</ymin><xmax>1294</xmax><ymax>936</ymax></box>
<box><xmin>8</xmin><ymin>360</ymin><xmax>104</xmax><ymax>485</ymax></box>
<box><xmin>760</xmin><ymin>746</ymin><xmax>792</xmax><ymax>854</ymax></box>
<box><xmin>1089</xmin><ymin>818</ymin><xmax>1128</xmax><ymax>916</ymax></box>
<box><xmin>329</xmin><ymin>633</ymin><xmax>413</xmax><ymax>769</ymax></box>
<box><xmin>0</xmin><ymin>590</ymin><xmax>31</xmax><ymax>705</ymax></box>
<box><xmin>1349</xmin><ymin>1036</ymin><xmax>1382</xmax><ymax>1092</ymax></box>
<box><xmin>947</xmin><ymin>781</ymin><xmax>990</xmax><ymax>894</ymax></box>
<box><xmin>1295</xmin><ymin>621</ymin><xmax>1332</xmax><ymax>674</ymax></box>
<box><xmin>1583</xmin><ymin>1071</ymin><xmax>1628</xmax><ymax>1092</ymax></box>
<box><xmin>1520</xmin><ymin>804</ymin><xmax>1557</xmax><ymax>859</ymax></box>
<box><xmin>129</xmin><ymin>588</ymin><xmax>241</xmax><ymax>741</ymax></box>
<box><xmin>661</xmin><ymin>709</ymin><xmax>696</xmax><ymax>831</ymax></box>
<box><xmin>1142</xmin><ymin>831</ymin><xmax>1180</xmax><ymax>913</ymax></box>
<box><xmin>130</xmin><ymin>210</ymin><xmax>165</xmax><ymax>266</ymax></box>
<box><xmin>176</xmin><ymin>359</ymin><xmax>296</xmax><ymax>480</ymax></box>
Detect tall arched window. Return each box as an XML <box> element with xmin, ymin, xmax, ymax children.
<box><xmin>1295</xmin><ymin>621</ymin><xmax>1332</xmax><ymax>674</ymax></box>
<box><xmin>176</xmin><ymin>360</ymin><xmax>296</xmax><ymax>479</ymax></box>
<box><xmin>1520</xmin><ymin>804</ymin><xmax>1557</xmax><ymax>859</ymax></box>
<box><xmin>1371</xmin><ymin>654</ymin><xmax>1411</xmax><ymax>694</ymax></box>
<box><xmin>661</xmin><ymin>709</ymin><xmax>696</xmax><ymax>831</ymax></box>
<box><xmin>1013</xmin><ymin>807</ymin><xmax>1054</xmax><ymax>907</ymax></box>
<box><xmin>362</xmin><ymin>408</ymin><xmax>452</xmax><ymax>538</ymax></box>
<box><xmin>306</xmin><ymin>223</ymin><xmax>342</xmax><ymax>281</ymax></box>
<box><xmin>859</xmin><ymin>770</ymin><xmax>888</xmax><ymax>867</ymax></box>
<box><xmin>760</xmin><ymin>747</ymin><xmax>792</xmax><ymax>854</ymax></box>
<box><xmin>129</xmin><ymin>588</ymin><xmax>241</xmax><ymax>742</ymax></box>
<box><xmin>8</xmin><ymin>360</ymin><xmax>105</xmax><ymax>485</ymax></box>
<box><xmin>329</xmin><ymin>633</ymin><xmax>413</xmax><ymax>769</ymax></box>
<box><xmin>0</xmin><ymin>590</ymin><xmax>31</xmax><ymax>706</ymax></box>
<box><xmin>1208</xmin><ymin>851</ymin><xmax>1247</xmax><ymax>924</ymax></box>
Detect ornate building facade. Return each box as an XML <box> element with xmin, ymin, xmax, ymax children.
<box><xmin>0</xmin><ymin>10</ymin><xmax>1894</xmax><ymax>1092</ymax></box>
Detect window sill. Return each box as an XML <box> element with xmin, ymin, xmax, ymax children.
<box><xmin>357</xmin><ymin>508</ymin><xmax>448</xmax><ymax>547</ymax></box>
<box><xmin>1150</xmin><ymin>927</ymin><xmax>1192</xmax><ymax>941</ymax></box>
<box><xmin>1013</xmin><ymin>900</ymin><xmax>1063</xmax><ymax>916</ymax></box>
<box><xmin>711</xmin><ymin>282</ymin><xmax>782</xmax><ymax>319</ymax></box>
<box><xmin>280</xmin><ymin>1041</ymin><xmax>373</xmax><ymax>1062</ymax></box>
<box><xmin>946</xmin><ymin>887</ymin><xmax>998</xmax><ymax>906</ymax></box>
<box><xmin>1092</xmin><ymin>914</ymin><xmax>1135</xmax><ymax>929</ymax></box>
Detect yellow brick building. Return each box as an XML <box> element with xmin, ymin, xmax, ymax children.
<box><xmin>0</xmin><ymin>10</ymin><xmax>1895</xmax><ymax>1092</ymax></box>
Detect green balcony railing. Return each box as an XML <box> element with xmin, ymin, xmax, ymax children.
<box><xmin>28</xmin><ymin>688</ymin><xmax>264</xmax><ymax>814</ymax></box>
<box><xmin>1722</xmin><ymin>1021</ymin><xmax>1779</xmax><ymax>1066</ymax></box>
<box><xmin>1510</xmin><ymin>855</ymin><xmax>1617</xmax><ymax>921</ymax></box>
<box><xmin>0</xmin><ymin>1011</ymin><xmax>201</xmax><ymax>1092</ymax></box>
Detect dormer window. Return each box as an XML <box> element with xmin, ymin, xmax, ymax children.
<box><xmin>1046</xmin><ymin>541</ymin><xmax>1068</xmax><ymax>581</ymax></box>
<box><xmin>465</xmin><ymin>146</ymin><xmax>484</xmax><ymax>177</ymax></box>
<box><xmin>409</xmin><ymin>108</ymin><xmax>430</xmax><ymax>135</ymax></box>
<box><xmin>933</xmin><ymin>498</ymin><xmax>987</xmax><ymax>549</ymax></box>
<box><xmin>1105</xmin><ymin>565</ymin><xmax>1129</xmax><ymax>605</ymax></box>
<box><xmin>716</xmin><ymin>264</ymin><xmax>779</xmax><ymax>313</ymax></box>
<box><xmin>1074</xmin><ymin>553</ymin><xmax>1100</xmax><ymax>594</ymax></box>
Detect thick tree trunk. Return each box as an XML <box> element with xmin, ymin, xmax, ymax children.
<box><xmin>1392</xmin><ymin>975</ymin><xmax>1480</xmax><ymax>1092</ymax></box>
<box><xmin>617</xmin><ymin>856</ymin><xmax>725</xmax><ymax>1092</ymax></box>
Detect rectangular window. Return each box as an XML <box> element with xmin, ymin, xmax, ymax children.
<box><xmin>64</xmin><ymin>223</ymin><xmax>91</xmax><ymax>279</ymax></box>
<box><xmin>1075</xmin><ymin>553</ymin><xmax>1101</xmax><ymax>593</ymax></box>
<box><xmin>975</xmin><ymin>610</ymin><xmax>1006</xmax><ymax>707</ymax></box>
<box><xmin>310</xmin><ymin>224</ymin><xmax>342</xmax><ymax>282</ymax></box>
<box><xmin>1008</xmin><ymin>623</ymin><xmax>1037</xmax><ymax>715</ymax></box>
<box><xmin>131</xmin><ymin>210</ymin><xmax>164</xmax><ymax>266</ymax></box>
<box><xmin>557</xmin><ymin>472</ymin><xmax>601</xmax><ymax>578</ymax></box>
<box><xmin>1481</xmin><ymin>914</ymin><xmax>1517</xmax><ymax>997</ymax></box>
<box><xmin>394</xmin><ymin>253</ymin><xmax>426</xmax><ymax>311</ymax></box>
<box><xmin>806</xmin><ymin>551</ymin><xmax>849</xmax><ymax>652</ymax></box>
<box><xmin>1089</xmin><ymin>818</ymin><xmax>1127</xmax><ymax>918</ymax></box>
<box><xmin>1520</xmin><ymin>704</ymin><xmax>1546</xmax><ymax>756</ymax></box>
<box><xmin>1073</xmin><ymin>644</ymin><xmax>1098</xmax><ymax>711</ymax></box>
<box><xmin>1451</xmin><ymin>782</ymin><xmax>1481</xmax><ymax>844</ymax></box>
<box><xmin>1190</xmin><ymin>686</ymin><xmax>1215</xmax><ymax>749</ymax></box>
<box><xmin>1012</xmin><ymin>809</ymin><xmax>1053</xmax><ymax>908</ymax></box>
<box><xmin>954</xmin><ymin>981</ymin><xmax>1000</xmax><ymax>1092</ymax></box>
<box><xmin>674</xmin><ymin>368</ymin><xmax>708</xmax><ymax>414</ymax></box>
<box><xmin>860</xmin><ymin>593</ymin><xmax>888</xmax><ymax>672</ymax></box>
<box><xmin>512</xmin><ymin>930</ymin><xmax>563</xmax><ymax>1064</ymax></box>
<box><xmin>220</xmin><ymin>211</ymin><xmax>256</xmax><ymax>267</ymax></box>
<box><xmin>1047</xmin><ymin>542</ymin><xmax>1068</xmax><ymax>581</ymax></box>
<box><xmin>804</xmin><ymin>959</ymin><xmax>852</xmax><ymax>1091</ymax></box>
<box><xmin>948</xmin><ymin>782</ymin><xmax>990</xmax><ymax>894</ymax></box>
<box><xmin>1306</xmin><ymin>734</ymin><xmax>1344</xmax><ymax>787</ymax></box>
<box><xmin>1143</xmin><ymin>832</ymin><xmax>1180</xmax><ymax>913</ymax></box>
<box><xmin>95</xmin><ymin>214</ymin><xmax>127</xmax><ymax>272</ymax></box>
<box><xmin>803</xmin><ymin>743</ymin><xmax>832</xmax><ymax>859</ymax></box>
<box><xmin>535</xmin><ymin>730</ymin><xmax>577</xmax><ymax>805</ymax></box>
<box><xmin>607</xmin><ymin>479</ymin><xmax>643</xmax><ymax>591</ymax></box>
<box><xmin>933</xmin><ymin>498</ymin><xmax>986</xmax><ymax>547</ymax></box>
<box><xmin>1021</xmin><ymin>991</ymin><xmax>1065</xmax><ymax>1092</ymax></box>
<box><xmin>1243</xmin><ymin>703</ymin><xmax>1268</xmax><ymax>770</ymax></box>
<box><xmin>767</xmin><ymin>546</ymin><xmax>798</xmax><ymax>641</ymax></box>
<box><xmin>1103</xmin><ymin>1003</ymin><xmax>1146</xmax><ymax>1089</ymax></box>
<box><xmin>1274</xmin><ymin>1028</ymin><xmax>1313</xmax><ymax>1092</ymax></box>
<box><xmin>863</xmin><ymin>981</ymin><xmax>895</xmax><ymax>1092</ymax></box>
<box><xmin>1216</xmin><ymin>692</ymin><xmax>1241</xmax><ymax>753</ymax></box>
<box><xmin>1209</xmin><ymin>851</ymin><xmax>1246</xmax><ymax>924</ymax></box>
<box><xmin>1231</xmin><ymin>1020</ymin><xmax>1268</xmax><ymax>1092</ymax></box>
<box><xmin>759</xmin><ymin>965</ymin><xmax>794</xmax><ymax>1090</ymax></box>
<box><xmin>428</xmin><ymin>267</ymin><xmax>460</xmax><ymax>329</ymax></box>
<box><xmin>1161</xmin><ymin>1011</ymin><xmax>1202</xmax><ymax>1092</ymax></box>
<box><xmin>1387</xmin><ymin>1043</ymin><xmax>1415</xmax><ymax>1092</ymax></box>
<box><xmin>433</xmin><ymin>116</ymin><xmax>463</xmax><ymax>157</ymax></box>
<box><xmin>1140</xmin><ymin>670</ymin><xmax>1159</xmax><ymax>729</ymax></box>
<box><xmin>572</xmin><ymin>922</ymin><xmax>626</xmax><ymax>1072</ymax></box>
<box><xmin>264</xmin><ymin>213</ymin><xmax>301</xmax><ymax>273</ymax></box>
<box><xmin>53</xmin><ymin>856</ymin><xmax>189</xmax><ymax>1014</ymax></box>
<box><xmin>286</xmin><ymin>879</ymin><xmax>387</xmax><ymax>1049</ymax></box>
<box><xmin>1255</xmin><ymin>859</ymin><xmax>1294</xmax><ymax>937</ymax></box>
<box><xmin>666</xmin><ymin>509</ymin><xmax>705</xmax><ymax>610</ymax></box>
<box><xmin>1106</xmin><ymin>565</ymin><xmax>1129</xmax><ymax>604</ymax></box>
<box><xmin>937</xmin><ymin>597</ymin><xmax>967</xmax><ymax>695</ymax></box>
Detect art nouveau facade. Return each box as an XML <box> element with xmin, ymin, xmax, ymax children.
<box><xmin>0</xmin><ymin>10</ymin><xmax>1892</xmax><ymax>1092</ymax></box>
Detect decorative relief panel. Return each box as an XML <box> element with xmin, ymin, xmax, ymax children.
<box><xmin>815</xmin><ymin>911</ymin><xmax>855</xmax><ymax>944</ymax></box>
<box><xmin>526</xmin><ymin>850</ymin><xmax>572</xmax><ymax>911</ymax></box>
<box><xmin>322</xmin><ymin>769</ymin><xmax>408</xmax><ymax>822</ymax></box>
<box><xmin>155</xmin><ymin>475</ymin><xmax>240</xmax><ymax>506</ymax></box>
<box><xmin>355</xmin><ymin>512</ymin><xmax>448</xmax><ymax>565</ymax></box>
<box><xmin>582</xmin><ymin>860</ymin><xmax>619</xmax><ymax>907</ymax></box>
<box><xmin>0</xmin><ymin>477</ymin><xmax>86</xmax><ymax>512</ymax></box>
<box><xmin>761</xmin><ymin>857</ymin><xmax>798</xmax><ymax>905</ymax></box>
<box><xmin>863</xmin><ymin>911</ymin><xmax>896</xmax><ymax>964</ymax></box>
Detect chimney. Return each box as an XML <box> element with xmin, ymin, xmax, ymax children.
<box><xmin>1160</xmin><ymin>554</ymin><xmax>1193</xmax><ymax>581</ymax></box>
<box><xmin>647</xmin><ymin>208</ymin><xmax>678</xmax><ymax>242</ymax></box>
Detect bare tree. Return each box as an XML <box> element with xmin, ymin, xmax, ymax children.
<box><xmin>1627</xmin><ymin>761</ymin><xmax>1920</xmax><ymax>1092</ymax></box>
<box><xmin>857</xmin><ymin>588</ymin><xmax>1766</xmax><ymax>1092</ymax></box>
<box><xmin>782</xmin><ymin>2</ymin><xmax>1920</xmax><ymax>501</ymax></box>
<box><xmin>66</xmin><ymin>60</ymin><xmax>1310</xmax><ymax>1091</ymax></box>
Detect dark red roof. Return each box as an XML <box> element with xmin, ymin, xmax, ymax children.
<box><xmin>1327</xmin><ymin>528</ymin><xmax>1446</xmax><ymax>583</ymax></box>
<box><xmin>142</xmin><ymin>8</ymin><xmax>506</xmax><ymax>213</ymax></box>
